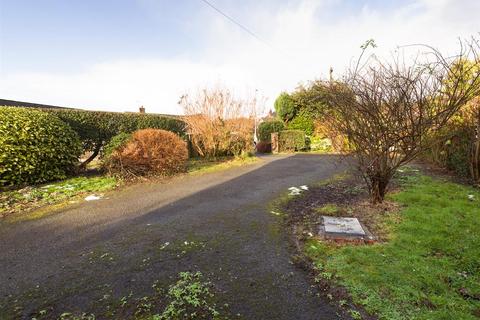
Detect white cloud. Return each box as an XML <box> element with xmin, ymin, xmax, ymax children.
<box><xmin>0</xmin><ymin>59</ymin><xmax>256</xmax><ymax>114</ymax></box>
<box><xmin>1</xmin><ymin>0</ymin><xmax>479</xmax><ymax>114</ymax></box>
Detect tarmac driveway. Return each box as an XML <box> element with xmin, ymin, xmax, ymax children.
<box><xmin>0</xmin><ymin>154</ymin><xmax>350</xmax><ymax>319</ymax></box>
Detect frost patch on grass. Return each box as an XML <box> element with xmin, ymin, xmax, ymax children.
<box><xmin>1</xmin><ymin>175</ymin><xmax>118</xmax><ymax>219</ymax></box>
<box><xmin>288</xmin><ymin>185</ymin><xmax>309</xmax><ymax>196</ymax></box>
<box><xmin>85</xmin><ymin>195</ymin><xmax>102</xmax><ymax>201</ymax></box>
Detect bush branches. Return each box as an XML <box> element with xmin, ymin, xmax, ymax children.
<box><xmin>325</xmin><ymin>37</ymin><xmax>480</xmax><ymax>203</ymax></box>
<box><xmin>180</xmin><ymin>87</ymin><xmax>263</xmax><ymax>158</ymax></box>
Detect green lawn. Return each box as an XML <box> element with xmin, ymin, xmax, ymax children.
<box><xmin>305</xmin><ymin>174</ymin><xmax>480</xmax><ymax>319</ymax></box>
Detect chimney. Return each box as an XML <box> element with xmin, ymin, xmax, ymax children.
<box><xmin>139</xmin><ymin>106</ymin><xmax>145</xmax><ymax>114</ymax></box>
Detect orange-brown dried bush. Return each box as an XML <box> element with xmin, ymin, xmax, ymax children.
<box><xmin>180</xmin><ymin>87</ymin><xmax>263</xmax><ymax>158</ymax></box>
<box><xmin>104</xmin><ymin>129</ymin><xmax>188</xmax><ymax>178</ymax></box>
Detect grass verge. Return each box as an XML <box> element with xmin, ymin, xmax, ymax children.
<box><xmin>1</xmin><ymin>156</ymin><xmax>259</xmax><ymax>221</ymax></box>
<box><xmin>187</xmin><ymin>155</ymin><xmax>259</xmax><ymax>175</ymax></box>
<box><xmin>305</xmin><ymin>173</ymin><xmax>480</xmax><ymax>319</ymax></box>
<box><xmin>0</xmin><ymin>175</ymin><xmax>119</xmax><ymax>221</ymax></box>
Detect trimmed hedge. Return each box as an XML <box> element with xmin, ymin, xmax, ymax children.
<box><xmin>278</xmin><ymin>130</ymin><xmax>306</xmax><ymax>152</ymax></box>
<box><xmin>45</xmin><ymin>109</ymin><xmax>186</xmax><ymax>165</ymax></box>
<box><xmin>0</xmin><ymin>106</ymin><xmax>82</xmax><ymax>186</ymax></box>
<box><xmin>258</xmin><ymin>120</ymin><xmax>285</xmax><ymax>142</ymax></box>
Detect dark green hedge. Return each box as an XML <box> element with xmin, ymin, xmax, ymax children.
<box><xmin>0</xmin><ymin>106</ymin><xmax>82</xmax><ymax>186</ymax></box>
<box><xmin>45</xmin><ymin>109</ymin><xmax>186</xmax><ymax>165</ymax></box>
<box><xmin>103</xmin><ymin>132</ymin><xmax>132</xmax><ymax>159</ymax></box>
<box><xmin>258</xmin><ymin>120</ymin><xmax>285</xmax><ymax>142</ymax></box>
<box><xmin>278</xmin><ymin>130</ymin><xmax>306</xmax><ymax>152</ymax></box>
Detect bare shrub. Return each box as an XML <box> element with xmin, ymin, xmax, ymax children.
<box><xmin>180</xmin><ymin>87</ymin><xmax>262</xmax><ymax>158</ymax></box>
<box><xmin>104</xmin><ymin>129</ymin><xmax>188</xmax><ymax>178</ymax></box>
<box><xmin>326</xmin><ymin>38</ymin><xmax>480</xmax><ymax>203</ymax></box>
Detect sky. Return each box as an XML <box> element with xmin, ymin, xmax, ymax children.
<box><xmin>0</xmin><ymin>0</ymin><xmax>479</xmax><ymax>114</ymax></box>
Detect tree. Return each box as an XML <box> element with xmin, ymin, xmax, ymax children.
<box><xmin>325</xmin><ymin>39</ymin><xmax>480</xmax><ymax>203</ymax></box>
<box><xmin>180</xmin><ymin>86</ymin><xmax>261</xmax><ymax>158</ymax></box>
<box><xmin>287</xmin><ymin>110</ymin><xmax>314</xmax><ymax>136</ymax></box>
<box><xmin>291</xmin><ymin>81</ymin><xmax>330</xmax><ymax>118</ymax></box>
<box><xmin>274</xmin><ymin>92</ymin><xmax>296</xmax><ymax>122</ymax></box>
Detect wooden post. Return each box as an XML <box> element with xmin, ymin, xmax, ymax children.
<box><xmin>271</xmin><ymin>132</ymin><xmax>279</xmax><ymax>153</ymax></box>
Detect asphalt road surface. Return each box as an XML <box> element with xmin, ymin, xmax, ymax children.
<box><xmin>0</xmin><ymin>154</ymin><xmax>351</xmax><ymax>319</ymax></box>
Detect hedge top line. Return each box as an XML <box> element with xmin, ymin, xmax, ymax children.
<box><xmin>0</xmin><ymin>98</ymin><xmax>181</xmax><ymax>118</ymax></box>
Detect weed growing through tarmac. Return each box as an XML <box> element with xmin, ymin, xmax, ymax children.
<box><xmin>58</xmin><ymin>313</ymin><xmax>96</xmax><ymax>320</ymax></box>
<box><xmin>348</xmin><ymin>309</ymin><xmax>362</xmax><ymax>320</ymax></box>
<box><xmin>154</xmin><ymin>271</ymin><xmax>227</xmax><ymax>320</ymax></box>
<box><xmin>83</xmin><ymin>250</ymin><xmax>116</xmax><ymax>264</ymax></box>
<box><xmin>28</xmin><ymin>271</ymin><xmax>230</xmax><ymax>320</ymax></box>
<box><xmin>158</xmin><ymin>240</ymin><xmax>207</xmax><ymax>258</ymax></box>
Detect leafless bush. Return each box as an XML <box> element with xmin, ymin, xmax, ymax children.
<box><xmin>326</xmin><ymin>38</ymin><xmax>480</xmax><ymax>203</ymax></box>
<box><xmin>180</xmin><ymin>87</ymin><xmax>263</xmax><ymax>158</ymax></box>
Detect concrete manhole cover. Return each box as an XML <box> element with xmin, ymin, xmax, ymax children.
<box><xmin>320</xmin><ymin>216</ymin><xmax>374</xmax><ymax>241</ymax></box>
<box><xmin>323</xmin><ymin>216</ymin><xmax>365</xmax><ymax>235</ymax></box>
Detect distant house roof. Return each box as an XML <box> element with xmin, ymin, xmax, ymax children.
<box><xmin>0</xmin><ymin>98</ymin><xmax>70</xmax><ymax>109</ymax></box>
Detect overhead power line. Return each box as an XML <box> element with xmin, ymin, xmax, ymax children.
<box><xmin>198</xmin><ymin>0</ymin><xmax>272</xmax><ymax>49</ymax></box>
